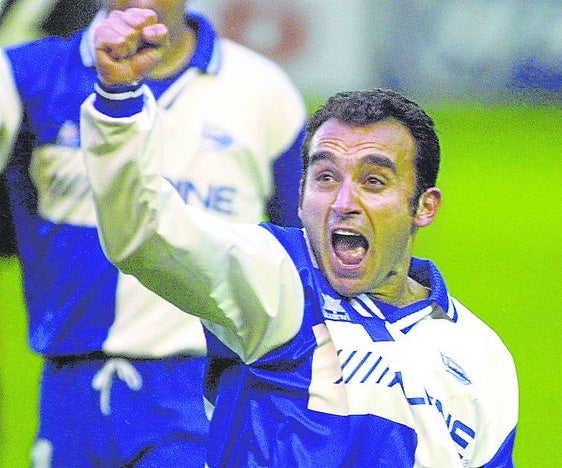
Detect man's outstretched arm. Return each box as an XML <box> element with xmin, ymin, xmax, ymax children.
<box><xmin>81</xmin><ymin>8</ymin><xmax>304</xmax><ymax>364</ymax></box>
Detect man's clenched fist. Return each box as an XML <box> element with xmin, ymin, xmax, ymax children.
<box><xmin>94</xmin><ymin>8</ymin><xmax>169</xmax><ymax>86</ymax></box>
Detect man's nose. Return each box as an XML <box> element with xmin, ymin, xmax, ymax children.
<box><xmin>331</xmin><ymin>178</ymin><xmax>360</xmax><ymax>216</ymax></box>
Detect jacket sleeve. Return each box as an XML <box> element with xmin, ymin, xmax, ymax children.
<box><xmin>80</xmin><ymin>87</ymin><xmax>304</xmax><ymax>364</ymax></box>
<box><xmin>0</xmin><ymin>50</ymin><xmax>23</xmax><ymax>172</ymax></box>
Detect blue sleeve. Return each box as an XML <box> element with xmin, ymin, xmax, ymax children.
<box><xmin>93</xmin><ymin>81</ymin><xmax>145</xmax><ymax>118</ymax></box>
<box><xmin>266</xmin><ymin>127</ymin><xmax>305</xmax><ymax>227</ymax></box>
<box><xmin>481</xmin><ymin>428</ymin><xmax>516</xmax><ymax>468</ymax></box>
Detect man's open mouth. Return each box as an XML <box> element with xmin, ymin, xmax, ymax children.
<box><xmin>332</xmin><ymin>229</ymin><xmax>369</xmax><ymax>266</ymax></box>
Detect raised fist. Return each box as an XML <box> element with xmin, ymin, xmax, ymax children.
<box><xmin>94</xmin><ymin>8</ymin><xmax>169</xmax><ymax>86</ymax></box>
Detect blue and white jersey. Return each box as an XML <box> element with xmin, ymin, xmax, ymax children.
<box><xmin>0</xmin><ymin>11</ymin><xmax>306</xmax><ymax>357</ymax></box>
<box><xmin>81</xmin><ymin>94</ymin><xmax>518</xmax><ymax>467</ymax></box>
<box><xmin>202</xmin><ymin>226</ymin><xmax>517</xmax><ymax>467</ymax></box>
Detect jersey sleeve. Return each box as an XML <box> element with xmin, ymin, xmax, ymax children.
<box><xmin>473</xmin><ymin>338</ymin><xmax>518</xmax><ymax>467</ymax></box>
<box><xmin>267</xmin><ymin>128</ymin><xmax>305</xmax><ymax>227</ymax></box>
<box><xmin>453</xmin><ymin>299</ymin><xmax>519</xmax><ymax>467</ymax></box>
<box><xmin>80</xmin><ymin>86</ymin><xmax>304</xmax><ymax>364</ymax></box>
<box><xmin>0</xmin><ymin>49</ymin><xmax>23</xmax><ymax>172</ymax></box>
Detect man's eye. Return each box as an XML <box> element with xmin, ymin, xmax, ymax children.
<box><xmin>366</xmin><ymin>176</ymin><xmax>384</xmax><ymax>185</ymax></box>
<box><xmin>318</xmin><ymin>173</ymin><xmax>335</xmax><ymax>182</ymax></box>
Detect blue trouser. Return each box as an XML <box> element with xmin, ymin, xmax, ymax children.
<box><xmin>33</xmin><ymin>354</ymin><xmax>209</xmax><ymax>467</ymax></box>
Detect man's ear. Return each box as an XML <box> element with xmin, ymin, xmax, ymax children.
<box><xmin>413</xmin><ymin>188</ymin><xmax>441</xmax><ymax>227</ymax></box>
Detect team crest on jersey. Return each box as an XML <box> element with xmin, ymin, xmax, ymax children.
<box><xmin>202</xmin><ymin>124</ymin><xmax>234</xmax><ymax>151</ymax></box>
<box><xmin>441</xmin><ymin>353</ymin><xmax>471</xmax><ymax>385</ymax></box>
<box><xmin>321</xmin><ymin>294</ymin><xmax>350</xmax><ymax>321</ymax></box>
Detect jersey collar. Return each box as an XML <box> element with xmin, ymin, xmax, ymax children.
<box><xmin>80</xmin><ymin>10</ymin><xmax>221</xmax><ymax>75</ymax></box>
<box><xmin>351</xmin><ymin>257</ymin><xmax>457</xmax><ymax>335</ymax></box>
<box><xmin>302</xmin><ymin>230</ymin><xmax>456</xmax><ymax>332</ymax></box>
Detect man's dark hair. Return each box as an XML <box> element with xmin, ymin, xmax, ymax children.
<box><xmin>301</xmin><ymin>88</ymin><xmax>440</xmax><ymax>207</ymax></box>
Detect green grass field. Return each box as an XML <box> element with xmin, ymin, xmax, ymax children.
<box><xmin>0</xmin><ymin>104</ymin><xmax>560</xmax><ymax>467</ymax></box>
<box><xmin>0</xmin><ymin>256</ymin><xmax>42</xmax><ymax>468</ymax></box>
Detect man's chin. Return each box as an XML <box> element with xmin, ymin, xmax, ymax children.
<box><xmin>328</xmin><ymin>275</ymin><xmax>366</xmax><ymax>299</ymax></box>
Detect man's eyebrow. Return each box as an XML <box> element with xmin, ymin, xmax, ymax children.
<box><xmin>309</xmin><ymin>151</ymin><xmax>397</xmax><ymax>173</ymax></box>
<box><xmin>361</xmin><ymin>154</ymin><xmax>397</xmax><ymax>173</ymax></box>
<box><xmin>308</xmin><ymin>151</ymin><xmax>334</xmax><ymax>165</ymax></box>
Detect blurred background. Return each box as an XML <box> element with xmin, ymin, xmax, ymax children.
<box><xmin>0</xmin><ymin>0</ymin><xmax>560</xmax><ymax>466</ymax></box>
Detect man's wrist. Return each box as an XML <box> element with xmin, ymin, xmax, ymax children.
<box><xmin>93</xmin><ymin>81</ymin><xmax>145</xmax><ymax>118</ymax></box>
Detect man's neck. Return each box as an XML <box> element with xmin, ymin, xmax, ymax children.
<box><xmin>368</xmin><ymin>275</ymin><xmax>430</xmax><ymax>307</ymax></box>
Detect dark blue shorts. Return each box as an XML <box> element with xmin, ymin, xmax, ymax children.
<box><xmin>33</xmin><ymin>354</ymin><xmax>209</xmax><ymax>467</ymax></box>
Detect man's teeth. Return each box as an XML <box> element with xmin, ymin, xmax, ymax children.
<box><xmin>334</xmin><ymin>229</ymin><xmax>359</xmax><ymax>236</ymax></box>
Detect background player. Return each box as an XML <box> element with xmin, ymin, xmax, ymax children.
<box><xmin>81</xmin><ymin>13</ymin><xmax>518</xmax><ymax>467</ymax></box>
<box><xmin>0</xmin><ymin>1</ymin><xmax>306</xmax><ymax>466</ymax></box>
